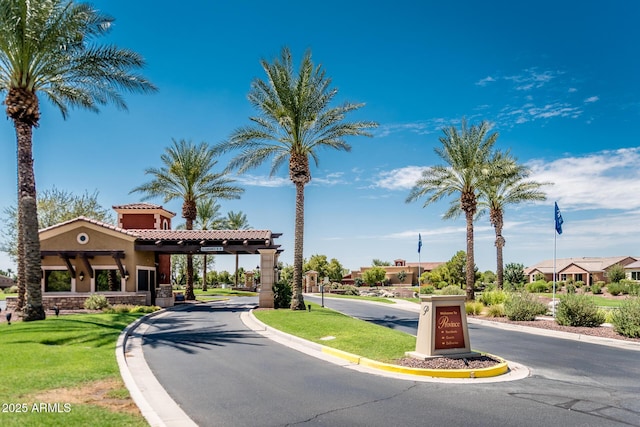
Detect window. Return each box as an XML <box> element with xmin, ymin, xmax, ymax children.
<box><xmin>45</xmin><ymin>270</ymin><xmax>71</xmax><ymax>292</ymax></box>
<box><xmin>137</xmin><ymin>269</ymin><xmax>156</xmax><ymax>292</ymax></box>
<box><xmin>574</xmin><ymin>274</ymin><xmax>583</xmax><ymax>282</ymax></box>
<box><xmin>560</xmin><ymin>274</ymin><xmax>567</xmax><ymax>281</ymax></box>
<box><xmin>631</xmin><ymin>271</ymin><xmax>640</xmax><ymax>281</ymax></box>
<box><xmin>95</xmin><ymin>269</ymin><xmax>122</xmax><ymax>292</ymax></box>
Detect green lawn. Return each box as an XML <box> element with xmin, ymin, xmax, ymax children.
<box><xmin>193</xmin><ymin>288</ymin><xmax>257</xmax><ymax>298</ymax></box>
<box><xmin>254</xmin><ymin>303</ymin><xmax>415</xmax><ymax>362</ymax></box>
<box><xmin>315</xmin><ymin>293</ymin><xmax>396</xmax><ymax>304</ymax></box>
<box><xmin>0</xmin><ymin>313</ymin><xmax>148</xmax><ymax>427</ymax></box>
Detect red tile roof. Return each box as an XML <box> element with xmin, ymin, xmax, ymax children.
<box><xmin>112</xmin><ymin>203</ymin><xmax>176</xmax><ymax>216</ymax></box>
<box><xmin>39</xmin><ymin>216</ymin><xmax>140</xmax><ymax>237</ymax></box>
<box><xmin>132</xmin><ymin>229</ymin><xmax>273</xmax><ymax>242</ymax></box>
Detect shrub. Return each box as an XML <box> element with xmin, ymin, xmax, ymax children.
<box><xmin>465</xmin><ymin>301</ymin><xmax>483</xmax><ymax>315</ymax></box>
<box><xmin>130</xmin><ymin>305</ymin><xmax>160</xmax><ymax>314</ymax></box>
<box><xmin>504</xmin><ymin>293</ymin><xmax>547</xmax><ymax>321</ymax></box>
<box><xmin>607</xmin><ymin>282</ymin><xmax>625</xmax><ymax>296</ymax></box>
<box><xmin>611</xmin><ymin>298</ymin><xmax>640</xmax><ymax>338</ymax></box>
<box><xmin>341</xmin><ymin>285</ymin><xmax>359</xmax><ymax>296</ymax></box>
<box><xmin>486</xmin><ymin>304</ymin><xmax>505</xmax><ymax>317</ymax></box>
<box><xmin>4</xmin><ymin>285</ymin><xmax>18</xmax><ymax>294</ymax></box>
<box><xmin>583</xmin><ymin>285</ymin><xmax>591</xmax><ymax>293</ymax></box>
<box><xmin>480</xmin><ymin>289</ymin><xmax>507</xmax><ymax>306</ymax></box>
<box><xmin>566</xmin><ymin>284</ymin><xmax>576</xmax><ymax>294</ymax></box>
<box><xmin>419</xmin><ymin>285</ymin><xmax>435</xmax><ymax>295</ymax></box>
<box><xmin>555</xmin><ymin>293</ymin><xmax>605</xmax><ymax>327</ymax></box>
<box><xmin>591</xmin><ymin>283</ymin><xmax>602</xmax><ymax>295</ymax></box>
<box><xmin>525</xmin><ymin>280</ymin><xmax>549</xmax><ymax>293</ymax></box>
<box><xmin>574</xmin><ymin>281</ymin><xmax>585</xmax><ymax>288</ymax></box>
<box><xmin>84</xmin><ymin>294</ymin><xmax>109</xmax><ymax>310</ymax></box>
<box><xmin>439</xmin><ymin>285</ymin><xmax>465</xmax><ymax>296</ymax></box>
<box><xmin>625</xmin><ymin>281</ymin><xmax>640</xmax><ymax>296</ymax></box>
<box><xmin>273</xmin><ymin>281</ymin><xmax>292</xmax><ymax>309</ymax></box>
<box><xmin>437</xmin><ymin>281</ymin><xmax>448</xmax><ymax>289</ymax></box>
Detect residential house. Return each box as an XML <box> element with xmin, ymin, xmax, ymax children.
<box><xmin>524</xmin><ymin>256</ymin><xmax>638</xmax><ymax>286</ymax></box>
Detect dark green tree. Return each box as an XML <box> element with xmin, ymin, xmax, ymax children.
<box><xmin>131</xmin><ymin>139</ymin><xmax>244</xmax><ymax>300</ymax></box>
<box><xmin>407</xmin><ymin>119</ymin><xmax>497</xmax><ymax>300</ymax></box>
<box><xmin>478</xmin><ymin>150</ymin><xmax>549</xmax><ymax>289</ymax></box>
<box><xmin>215</xmin><ymin>47</ymin><xmax>377</xmax><ymax>309</ymax></box>
<box><xmin>0</xmin><ymin>0</ymin><xmax>156</xmax><ymax>320</ymax></box>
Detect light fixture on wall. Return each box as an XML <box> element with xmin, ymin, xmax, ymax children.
<box><xmin>124</xmin><ymin>274</ymin><xmax>130</xmax><ymax>281</ymax></box>
<box><xmin>78</xmin><ymin>271</ymin><xmax>85</xmax><ymax>281</ymax></box>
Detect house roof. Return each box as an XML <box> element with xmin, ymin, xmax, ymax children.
<box><xmin>39</xmin><ymin>216</ymin><xmax>140</xmax><ymax>237</ymax></box>
<box><xmin>625</xmin><ymin>260</ymin><xmax>640</xmax><ymax>269</ymax></box>
<box><xmin>112</xmin><ymin>203</ymin><xmax>176</xmax><ymax>218</ymax></box>
<box><xmin>524</xmin><ymin>256</ymin><xmax>637</xmax><ymax>275</ymax></box>
<box><xmin>133</xmin><ymin>229</ymin><xmax>276</xmax><ymax>242</ymax></box>
<box><xmin>39</xmin><ymin>216</ymin><xmax>282</xmax><ymax>256</ymax></box>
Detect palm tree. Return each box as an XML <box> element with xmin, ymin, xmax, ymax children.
<box><xmin>478</xmin><ymin>151</ymin><xmax>549</xmax><ymax>289</ymax></box>
<box><xmin>0</xmin><ymin>0</ymin><xmax>156</xmax><ymax>320</ymax></box>
<box><xmin>131</xmin><ymin>139</ymin><xmax>244</xmax><ymax>300</ymax></box>
<box><xmin>195</xmin><ymin>199</ymin><xmax>225</xmax><ymax>292</ymax></box>
<box><xmin>215</xmin><ymin>47</ymin><xmax>377</xmax><ymax>310</ymax></box>
<box><xmin>225</xmin><ymin>211</ymin><xmax>250</xmax><ymax>287</ymax></box>
<box><xmin>406</xmin><ymin>119</ymin><xmax>497</xmax><ymax>301</ymax></box>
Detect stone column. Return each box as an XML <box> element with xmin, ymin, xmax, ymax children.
<box><xmin>305</xmin><ymin>271</ymin><xmax>318</xmax><ymax>293</ymax></box>
<box><xmin>258</xmin><ymin>249</ymin><xmax>276</xmax><ymax>308</ymax></box>
<box><xmin>244</xmin><ymin>271</ymin><xmax>254</xmax><ymax>288</ymax></box>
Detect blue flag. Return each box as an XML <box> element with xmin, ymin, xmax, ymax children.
<box><xmin>555</xmin><ymin>202</ymin><xmax>563</xmax><ymax>235</ymax></box>
<box><xmin>418</xmin><ymin>234</ymin><xmax>422</xmax><ymax>253</ymax></box>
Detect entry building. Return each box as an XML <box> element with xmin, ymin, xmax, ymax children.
<box><xmin>7</xmin><ymin>203</ymin><xmax>282</xmax><ymax>311</ymax></box>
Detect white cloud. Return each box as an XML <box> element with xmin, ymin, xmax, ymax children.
<box><xmin>584</xmin><ymin>96</ymin><xmax>600</xmax><ymax>103</ymax></box>
<box><xmin>374</xmin><ymin>166</ymin><xmax>427</xmax><ymax>190</ymax></box>
<box><xmin>527</xmin><ymin>147</ymin><xmax>640</xmax><ymax>210</ymax></box>
<box><xmin>476</xmin><ymin>76</ymin><xmax>496</xmax><ymax>86</ymax></box>
<box><xmin>236</xmin><ymin>174</ymin><xmax>291</xmax><ymax>187</ymax></box>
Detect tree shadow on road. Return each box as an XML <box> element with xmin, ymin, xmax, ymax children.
<box><xmin>141</xmin><ymin>303</ymin><xmax>264</xmax><ymax>354</ymax></box>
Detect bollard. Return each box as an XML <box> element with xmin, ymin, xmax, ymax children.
<box><xmin>307</xmin><ymin>304</ymin><xmax>311</xmax><ymax>312</ymax></box>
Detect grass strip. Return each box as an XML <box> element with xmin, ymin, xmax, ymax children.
<box><xmin>253</xmin><ymin>302</ymin><xmax>415</xmax><ymax>362</ymax></box>
<box><xmin>314</xmin><ymin>293</ymin><xmax>396</xmax><ymax>304</ymax></box>
<box><xmin>0</xmin><ymin>313</ymin><xmax>148</xmax><ymax>426</ymax></box>
<box><xmin>193</xmin><ymin>288</ymin><xmax>257</xmax><ymax>297</ymax></box>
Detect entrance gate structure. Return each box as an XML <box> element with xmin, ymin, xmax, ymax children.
<box><xmin>29</xmin><ymin>203</ymin><xmax>283</xmax><ymax>311</ymax></box>
<box><xmin>133</xmin><ymin>229</ymin><xmax>282</xmax><ymax>308</ymax></box>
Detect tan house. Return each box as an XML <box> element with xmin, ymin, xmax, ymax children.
<box><xmin>349</xmin><ymin>259</ymin><xmax>445</xmax><ymax>286</ymax></box>
<box><xmin>6</xmin><ymin>203</ymin><xmax>283</xmax><ymax>311</ymax></box>
<box><xmin>624</xmin><ymin>260</ymin><xmax>640</xmax><ymax>282</ymax></box>
<box><xmin>524</xmin><ymin>256</ymin><xmax>638</xmax><ymax>286</ymax></box>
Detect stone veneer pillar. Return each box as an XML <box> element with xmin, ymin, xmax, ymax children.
<box><xmin>258</xmin><ymin>249</ymin><xmax>276</xmax><ymax>308</ymax></box>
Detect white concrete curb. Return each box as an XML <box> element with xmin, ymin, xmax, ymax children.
<box><xmin>116</xmin><ymin>309</ymin><xmax>198</xmax><ymax>427</ymax></box>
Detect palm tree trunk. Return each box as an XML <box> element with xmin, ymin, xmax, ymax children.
<box><xmin>290</xmin><ymin>182</ymin><xmax>306</xmax><ymax>310</ymax></box>
<box><xmin>15</xmin><ymin>120</ymin><xmax>45</xmax><ymax>321</ymax></box>
<box><xmin>465</xmin><ymin>211</ymin><xmax>475</xmax><ymax>301</ymax></box>
<box><xmin>234</xmin><ymin>252</ymin><xmax>239</xmax><ymax>287</ymax></box>
<box><xmin>202</xmin><ymin>254</ymin><xmax>208</xmax><ymax>292</ymax></box>
<box><xmin>16</xmin><ymin>194</ymin><xmax>26</xmax><ymax>311</ymax></box>
<box><xmin>184</xmin><ymin>213</ymin><xmax>196</xmax><ymax>300</ymax></box>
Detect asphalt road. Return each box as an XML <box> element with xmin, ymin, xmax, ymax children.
<box><xmin>141</xmin><ymin>297</ymin><xmax>640</xmax><ymax>427</ymax></box>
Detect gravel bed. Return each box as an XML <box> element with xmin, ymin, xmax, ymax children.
<box><xmin>395</xmin><ymin>355</ymin><xmax>500</xmax><ymax>370</ymax></box>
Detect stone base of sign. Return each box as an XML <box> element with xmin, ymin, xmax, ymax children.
<box><xmin>405</xmin><ymin>350</ymin><xmax>482</xmax><ymax>360</ymax></box>
<box><xmin>408</xmin><ymin>295</ymin><xmax>475</xmax><ymax>359</ymax></box>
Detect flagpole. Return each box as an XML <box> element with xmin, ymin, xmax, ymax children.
<box><xmin>553</xmin><ymin>229</ymin><xmax>557</xmax><ymax>317</ymax></box>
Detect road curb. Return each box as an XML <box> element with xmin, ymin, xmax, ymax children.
<box><xmin>116</xmin><ymin>306</ymin><xmax>198</xmax><ymax>427</ymax></box>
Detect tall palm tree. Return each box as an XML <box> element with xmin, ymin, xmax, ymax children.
<box><xmin>215</xmin><ymin>47</ymin><xmax>377</xmax><ymax>310</ymax></box>
<box><xmin>0</xmin><ymin>0</ymin><xmax>156</xmax><ymax>320</ymax></box>
<box><xmin>406</xmin><ymin>119</ymin><xmax>497</xmax><ymax>301</ymax></box>
<box><xmin>195</xmin><ymin>199</ymin><xmax>225</xmax><ymax>291</ymax></box>
<box><xmin>131</xmin><ymin>139</ymin><xmax>244</xmax><ymax>300</ymax></box>
<box><xmin>225</xmin><ymin>211</ymin><xmax>250</xmax><ymax>287</ymax></box>
<box><xmin>478</xmin><ymin>151</ymin><xmax>549</xmax><ymax>289</ymax></box>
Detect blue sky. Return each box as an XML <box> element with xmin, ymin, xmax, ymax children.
<box><xmin>1</xmin><ymin>1</ymin><xmax>639</xmax><ymax>275</ymax></box>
